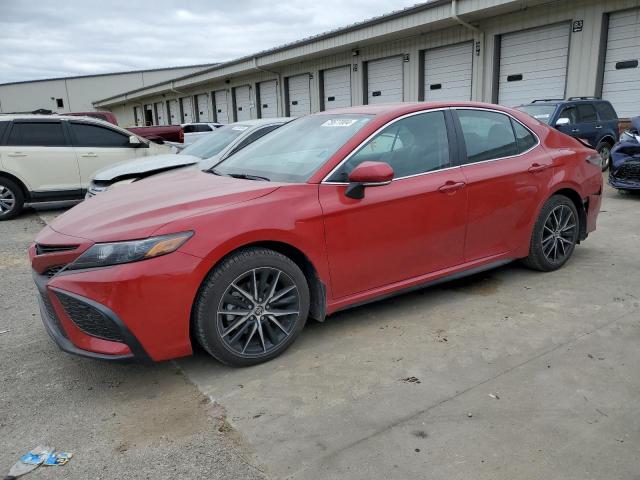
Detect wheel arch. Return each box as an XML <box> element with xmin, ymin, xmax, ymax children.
<box><xmin>597</xmin><ymin>135</ymin><xmax>616</xmax><ymax>148</ymax></box>
<box><xmin>191</xmin><ymin>239</ymin><xmax>327</xmax><ymax>333</ymax></box>
<box><xmin>0</xmin><ymin>171</ymin><xmax>31</xmax><ymax>201</ymax></box>
<box><xmin>549</xmin><ymin>187</ymin><xmax>588</xmax><ymax>241</ymax></box>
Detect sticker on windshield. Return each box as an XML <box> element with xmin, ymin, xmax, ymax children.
<box><xmin>321</xmin><ymin>119</ymin><xmax>359</xmax><ymax>127</ymax></box>
<box><xmin>232</xmin><ymin>126</ymin><xmax>249</xmax><ymax>131</ymax></box>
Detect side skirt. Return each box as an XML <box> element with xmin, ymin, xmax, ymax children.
<box><xmin>327</xmin><ymin>256</ymin><xmax>514</xmax><ymax>315</ymax></box>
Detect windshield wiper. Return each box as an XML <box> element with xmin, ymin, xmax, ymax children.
<box><xmin>208</xmin><ymin>168</ymin><xmax>228</xmax><ymax>176</ymax></box>
<box><xmin>227</xmin><ymin>173</ymin><xmax>271</xmax><ymax>181</ymax></box>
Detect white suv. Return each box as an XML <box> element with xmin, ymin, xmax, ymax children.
<box><xmin>0</xmin><ymin>115</ymin><xmax>171</xmax><ymax>219</ymax></box>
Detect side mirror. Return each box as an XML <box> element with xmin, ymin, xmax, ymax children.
<box><xmin>129</xmin><ymin>135</ymin><xmax>142</xmax><ymax>145</ymax></box>
<box><xmin>556</xmin><ymin>117</ymin><xmax>570</xmax><ymax>127</ymax></box>
<box><xmin>345</xmin><ymin>161</ymin><xmax>393</xmax><ymax>199</ymax></box>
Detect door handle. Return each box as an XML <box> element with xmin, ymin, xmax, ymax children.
<box><xmin>438</xmin><ymin>181</ymin><xmax>466</xmax><ymax>193</ymax></box>
<box><xmin>596</xmin><ymin>125</ymin><xmax>603</xmax><ymax>129</ymax></box>
<box><xmin>571</xmin><ymin>128</ymin><xmax>580</xmax><ymax>133</ymax></box>
<box><xmin>7</xmin><ymin>152</ymin><xmax>27</xmax><ymax>157</ymax></box>
<box><xmin>80</xmin><ymin>153</ymin><xmax>98</xmax><ymax>158</ymax></box>
<box><xmin>528</xmin><ymin>163</ymin><xmax>551</xmax><ymax>173</ymax></box>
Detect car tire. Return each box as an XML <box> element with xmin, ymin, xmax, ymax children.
<box><xmin>522</xmin><ymin>195</ymin><xmax>580</xmax><ymax>272</ymax></box>
<box><xmin>596</xmin><ymin>141</ymin><xmax>613</xmax><ymax>172</ymax></box>
<box><xmin>194</xmin><ymin>247</ymin><xmax>310</xmax><ymax>367</ymax></box>
<box><xmin>0</xmin><ymin>177</ymin><xmax>25</xmax><ymax>221</ymax></box>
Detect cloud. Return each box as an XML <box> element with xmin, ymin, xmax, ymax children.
<box><xmin>0</xmin><ymin>0</ymin><xmax>417</xmax><ymax>83</ymax></box>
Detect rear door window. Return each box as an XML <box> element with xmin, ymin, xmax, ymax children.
<box><xmin>70</xmin><ymin>122</ymin><xmax>130</xmax><ymax>147</ymax></box>
<box><xmin>6</xmin><ymin>122</ymin><xmax>67</xmax><ymax>146</ymax></box>
<box><xmin>457</xmin><ymin>110</ymin><xmax>518</xmax><ymax>163</ymax></box>
<box><xmin>576</xmin><ymin>104</ymin><xmax>597</xmax><ymax>123</ymax></box>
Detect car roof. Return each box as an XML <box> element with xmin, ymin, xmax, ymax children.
<box><xmin>312</xmin><ymin>101</ymin><xmax>522</xmax><ymax>116</ymax></box>
<box><xmin>0</xmin><ymin>113</ymin><xmax>113</xmax><ymax>123</ymax></box>
<box><xmin>517</xmin><ymin>98</ymin><xmax>611</xmax><ymax>107</ymax></box>
<box><xmin>228</xmin><ymin>117</ymin><xmax>292</xmax><ymax>126</ymax></box>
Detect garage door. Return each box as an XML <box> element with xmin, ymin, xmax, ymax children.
<box><xmin>196</xmin><ymin>93</ymin><xmax>211</xmax><ymax>122</ymax></box>
<box><xmin>258</xmin><ymin>80</ymin><xmax>278</xmax><ymax>118</ymax></box>
<box><xmin>167</xmin><ymin>99</ymin><xmax>180</xmax><ymax>125</ymax></box>
<box><xmin>234</xmin><ymin>85</ymin><xmax>252</xmax><ymax>121</ymax></box>
<box><xmin>366</xmin><ymin>56</ymin><xmax>404</xmax><ymax>104</ymax></box>
<box><xmin>322</xmin><ymin>66</ymin><xmax>352</xmax><ymax>110</ymax></box>
<box><xmin>181</xmin><ymin>96</ymin><xmax>194</xmax><ymax>123</ymax></box>
<box><xmin>133</xmin><ymin>106</ymin><xmax>142</xmax><ymax>126</ymax></box>
<box><xmin>154</xmin><ymin>102</ymin><xmax>166</xmax><ymax>125</ymax></box>
<box><xmin>498</xmin><ymin>23</ymin><xmax>570</xmax><ymax>106</ymax></box>
<box><xmin>602</xmin><ymin>9</ymin><xmax>640</xmax><ymax>118</ymax></box>
<box><xmin>287</xmin><ymin>74</ymin><xmax>311</xmax><ymax>117</ymax></box>
<box><xmin>424</xmin><ymin>42</ymin><xmax>473</xmax><ymax>102</ymax></box>
<box><xmin>213</xmin><ymin>90</ymin><xmax>229</xmax><ymax>124</ymax></box>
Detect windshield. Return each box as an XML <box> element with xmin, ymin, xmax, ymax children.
<box><xmin>214</xmin><ymin>114</ymin><xmax>373</xmax><ymax>182</ymax></box>
<box><xmin>181</xmin><ymin>124</ymin><xmax>250</xmax><ymax>158</ymax></box>
<box><xmin>515</xmin><ymin>105</ymin><xmax>557</xmax><ymax>124</ymax></box>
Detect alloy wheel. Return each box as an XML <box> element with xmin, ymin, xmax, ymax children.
<box><xmin>0</xmin><ymin>186</ymin><xmax>16</xmax><ymax>215</ymax></box>
<box><xmin>217</xmin><ymin>267</ymin><xmax>300</xmax><ymax>357</ymax></box>
<box><xmin>599</xmin><ymin>145</ymin><xmax>611</xmax><ymax>170</ymax></box>
<box><xmin>541</xmin><ymin>204</ymin><xmax>577</xmax><ymax>264</ymax></box>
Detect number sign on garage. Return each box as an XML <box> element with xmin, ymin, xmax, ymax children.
<box><xmin>497</xmin><ymin>23</ymin><xmax>570</xmax><ymax>106</ymax></box>
<box><xmin>233</xmin><ymin>85</ymin><xmax>252</xmax><ymax>121</ymax></box>
<box><xmin>321</xmin><ymin>66</ymin><xmax>352</xmax><ymax>110</ymax></box>
<box><xmin>213</xmin><ymin>90</ymin><xmax>229</xmax><ymax>124</ymax></box>
<box><xmin>196</xmin><ymin>93</ymin><xmax>211</xmax><ymax>122</ymax></box>
<box><xmin>601</xmin><ymin>9</ymin><xmax>640</xmax><ymax>118</ymax></box>
<box><xmin>286</xmin><ymin>74</ymin><xmax>311</xmax><ymax>117</ymax></box>
<box><xmin>258</xmin><ymin>80</ymin><xmax>278</xmax><ymax>118</ymax></box>
<box><xmin>180</xmin><ymin>96</ymin><xmax>194</xmax><ymax>123</ymax></box>
<box><xmin>423</xmin><ymin>42</ymin><xmax>473</xmax><ymax>102</ymax></box>
<box><xmin>365</xmin><ymin>56</ymin><xmax>404</xmax><ymax>104</ymax></box>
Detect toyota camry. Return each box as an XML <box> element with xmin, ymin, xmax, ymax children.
<box><xmin>30</xmin><ymin>102</ymin><xmax>603</xmax><ymax>366</ymax></box>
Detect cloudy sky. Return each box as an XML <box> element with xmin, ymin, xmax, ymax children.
<box><xmin>0</xmin><ymin>0</ymin><xmax>417</xmax><ymax>84</ymax></box>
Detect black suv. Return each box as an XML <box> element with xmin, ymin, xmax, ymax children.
<box><xmin>516</xmin><ymin>97</ymin><xmax>619</xmax><ymax>170</ymax></box>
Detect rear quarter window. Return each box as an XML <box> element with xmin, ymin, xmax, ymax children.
<box><xmin>0</xmin><ymin>121</ymin><xmax>8</xmax><ymax>142</ymax></box>
<box><xmin>595</xmin><ymin>102</ymin><xmax>618</xmax><ymax>121</ymax></box>
<box><xmin>6</xmin><ymin>122</ymin><xmax>67</xmax><ymax>146</ymax></box>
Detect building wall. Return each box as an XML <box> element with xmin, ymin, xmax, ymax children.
<box><xmin>99</xmin><ymin>0</ymin><xmax>640</xmax><ymax>124</ymax></box>
<box><xmin>0</xmin><ymin>65</ymin><xmax>214</xmax><ymax>115</ymax></box>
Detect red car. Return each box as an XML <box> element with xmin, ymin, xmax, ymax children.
<box><xmin>30</xmin><ymin>102</ymin><xmax>603</xmax><ymax>366</ymax></box>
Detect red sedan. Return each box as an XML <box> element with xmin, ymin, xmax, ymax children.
<box><xmin>30</xmin><ymin>102</ymin><xmax>603</xmax><ymax>366</ymax></box>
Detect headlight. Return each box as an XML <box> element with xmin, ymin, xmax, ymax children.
<box><xmin>67</xmin><ymin>232</ymin><xmax>193</xmax><ymax>270</ymax></box>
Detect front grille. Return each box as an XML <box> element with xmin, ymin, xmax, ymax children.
<box><xmin>55</xmin><ymin>292</ymin><xmax>124</xmax><ymax>342</ymax></box>
<box><xmin>44</xmin><ymin>265</ymin><xmax>66</xmax><ymax>278</ymax></box>
<box><xmin>614</xmin><ymin>161</ymin><xmax>640</xmax><ymax>182</ymax></box>
<box><xmin>40</xmin><ymin>291</ymin><xmax>67</xmax><ymax>338</ymax></box>
<box><xmin>36</xmin><ymin>244</ymin><xmax>78</xmax><ymax>255</ymax></box>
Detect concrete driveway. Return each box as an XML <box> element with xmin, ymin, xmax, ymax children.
<box><xmin>1</xmin><ymin>182</ymin><xmax>639</xmax><ymax>479</ymax></box>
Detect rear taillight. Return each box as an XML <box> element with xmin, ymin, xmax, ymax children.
<box><xmin>179</xmin><ymin>128</ymin><xmax>184</xmax><ymax>143</ymax></box>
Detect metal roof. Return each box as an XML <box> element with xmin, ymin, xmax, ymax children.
<box><xmin>94</xmin><ymin>0</ymin><xmax>451</xmax><ymax>105</ymax></box>
<box><xmin>0</xmin><ymin>63</ymin><xmax>219</xmax><ymax>87</ymax></box>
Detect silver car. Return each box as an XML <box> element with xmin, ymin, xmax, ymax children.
<box><xmin>87</xmin><ymin>118</ymin><xmax>291</xmax><ymax>196</ymax></box>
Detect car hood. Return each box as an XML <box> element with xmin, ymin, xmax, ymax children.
<box><xmin>92</xmin><ymin>154</ymin><xmax>201</xmax><ymax>182</ymax></box>
<box><xmin>48</xmin><ymin>169</ymin><xmax>280</xmax><ymax>242</ymax></box>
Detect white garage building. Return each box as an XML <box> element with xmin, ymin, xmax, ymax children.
<box><xmin>93</xmin><ymin>0</ymin><xmax>640</xmax><ymax>124</ymax></box>
<box><xmin>0</xmin><ymin>64</ymin><xmax>217</xmax><ymax>120</ymax></box>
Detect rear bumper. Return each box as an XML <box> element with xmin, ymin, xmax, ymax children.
<box><xmin>34</xmin><ymin>272</ymin><xmax>151</xmax><ymax>363</ymax></box>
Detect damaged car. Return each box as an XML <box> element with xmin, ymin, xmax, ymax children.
<box><xmin>609</xmin><ymin>117</ymin><xmax>640</xmax><ymax>192</ymax></box>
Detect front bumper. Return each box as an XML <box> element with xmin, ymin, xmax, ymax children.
<box><xmin>34</xmin><ymin>272</ymin><xmax>151</xmax><ymax>363</ymax></box>
<box><xmin>31</xmin><ymin>229</ymin><xmax>207</xmax><ymax>362</ymax></box>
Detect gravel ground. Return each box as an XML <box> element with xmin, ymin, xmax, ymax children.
<box><xmin>0</xmin><ymin>208</ymin><xmax>266</xmax><ymax>479</ymax></box>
